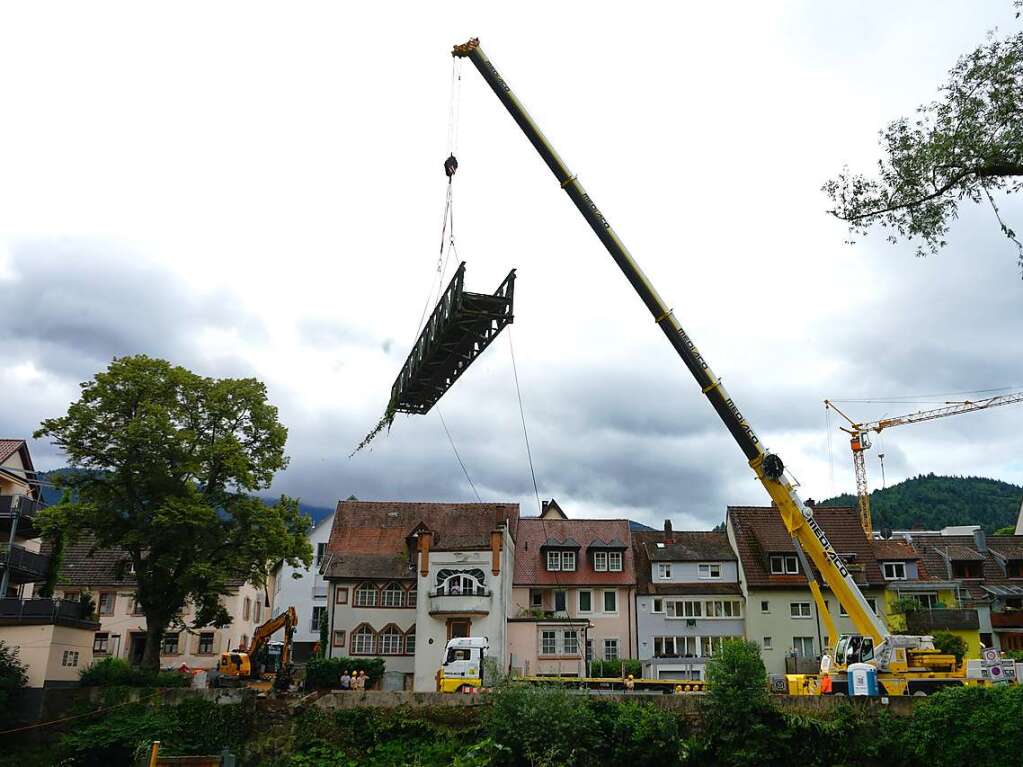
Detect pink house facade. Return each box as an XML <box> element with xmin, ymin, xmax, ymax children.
<box><xmin>507</xmin><ymin>500</ymin><xmax>637</xmax><ymax>677</ymax></box>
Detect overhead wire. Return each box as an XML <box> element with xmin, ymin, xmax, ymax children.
<box><xmin>509</xmin><ymin>329</ymin><xmax>542</xmax><ymax>517</ymax></box>
<box><xmin>437</xmin><ymin>406</ymin><xmax>482</xmax><ymax>502</ymax></box>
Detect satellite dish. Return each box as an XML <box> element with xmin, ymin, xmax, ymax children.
<box><xmin>881</xmin><ymin>527</ymin><xmax>893</xmax><ymax>540</ymax></box>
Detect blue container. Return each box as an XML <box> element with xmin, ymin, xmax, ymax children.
<box><xmin>847</xmin><ymin>663</ymin><xmax>879</xmax><ymax>696</ymax></box>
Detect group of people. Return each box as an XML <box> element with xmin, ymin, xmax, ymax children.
<box><xmin>340</xmin><ymin>669</ymin><xmax>369</xmax><ymax>691</ymax></box>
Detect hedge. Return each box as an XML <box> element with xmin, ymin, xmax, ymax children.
<box><xmin>304</xmin><ymin>657</ymin><xmax>386</xmax><ymax>689</ymax></box>
<box><xmin>79</xmin><ymin>657</ymin><xmax>192</xmax><ymax>688</ymax></box>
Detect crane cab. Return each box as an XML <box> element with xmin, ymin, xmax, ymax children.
<box><xmin>833</xmin><ymin>634</ymin><xmax>876</xmax><ymax>669</ymax></box>
<box><xmin>436</xmin><ymin>636</ymin><xmax>490</xmax><ymax>693</ymax></box>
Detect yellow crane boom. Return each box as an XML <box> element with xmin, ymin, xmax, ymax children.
<box><xmin>825</xmin><ymin>391</ymin><xmax>1023</xmax><ymax>535</ymax></box>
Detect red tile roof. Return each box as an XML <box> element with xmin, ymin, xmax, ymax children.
<box><xmin>905</xmin><ymin>533</ymin><xmax>1023</xmax><ymax>600</ymax></box>
<box><xmin>727</xmin><ymin>505</ymin><xmax>886</xmax><ymax>589</ymax></box>
<box><xmin>632</xmin><ymin>529</ymin><xmax>736</xmax><ymax>594</ymax></box>
<box><xmin>872</xmin><ymin>540</ymin><xmax>920</xmax><ymax>561</ymax></box>
<box><xmin>0</xmin><ymin>440</ymin><xmax>25</xmax><ymax>465</ymax></box>
<box><xmin>324</xmin><ymin>500</ymin><xmax>519</xmax><ymax>580</ymax></box>
<box><xmin>513</xmin><ymin>518</ymin><xmax>635</xmax><ymax>586</ymax></box>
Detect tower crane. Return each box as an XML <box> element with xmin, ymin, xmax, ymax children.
<box><xmin>825</xmin><ymin>391</ymin><xmax>1023</xmax><ymax>536</ymax></box>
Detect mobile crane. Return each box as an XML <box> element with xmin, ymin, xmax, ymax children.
<box><xmin>450</xmin><ymin>38</ymin><xmax>997</xmax><ymax>695</ymax></box>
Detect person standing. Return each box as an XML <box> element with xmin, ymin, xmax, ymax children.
<box><xmin>340</xmin><ymin>670</ymin><xmax>352</xmax><ymax>691</ymax></box>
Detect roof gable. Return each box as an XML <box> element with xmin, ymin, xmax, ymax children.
<box><xmin>514</xmin><ymin>517</ymin><xmax>635</xmax><ymax>586</ymax></box>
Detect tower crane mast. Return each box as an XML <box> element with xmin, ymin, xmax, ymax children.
<box><xmin>825</xmin><ymin>391</ymin><xmax>1023</xmax><ymax>536</ymax></box>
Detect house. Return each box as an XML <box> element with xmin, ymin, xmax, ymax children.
<box><xmin>52</xmin><ymin>539</ymin><xmax>272</xmax><ymax>668</ymax></box>
<box><xmin>727</xmin><ymin>504</ymin><xmax>889</xmax><ymax>675</ymax></box>
<box><xmin>905</xmin><ymin>528</ymin><xmax>1023</xmax><ymax>652</ymax></box>
<box><xmin>507</xmin><ymin>499</ymin><xmax>636</xmax><ymax>677</ymax></box>
<box><xmin>322</xmin><ymin>500</ymin><xmax>519</xmax><ymax>692</ymax></box>
<box><xmin>272</xmin><ymin>511</ymin><xmax>335</xmax><ymax>662</ymax></box>
<box><xmin>633</xmin><ymin>521</ymin><xmax>743</xmax><ymax>681</ymax></box>
<box><xmin>0</xmin><ymin>439</ymin><xmax>99</xmax><ymax>696</ymax></box>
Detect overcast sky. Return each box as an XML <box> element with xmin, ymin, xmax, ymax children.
<box><xmin>2</xmin><ymin>2</ymin><xmax>1021</xmax><ymax>530</ymax></box>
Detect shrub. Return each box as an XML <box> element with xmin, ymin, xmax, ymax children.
<box><xmin>0</xmin><ymin>640</ymin><xmax>29</xmax><ymax>727</ymax></box>
<box><xmin>931</xmin><ymin>631</ymin><xmax>968</xmax><ymax>665</ymax></box>
<box><xmin>702</xmin><ymin>639</ymin><xmax>776</xmax><ymax>767</ymax></box>
<box><xmin>588</xmin><ymin>658</ymin><xmax>642</xmax><ymax>678</ymax></box>
<box><xmin>304</xmin><ymin>657</ymin><xmax>386</xmax><ymax>689</ymax></box>
<box><xmin>79</xmin><ymin>656</ymin><xmax>190</xmax><ymax>688</ymax></box>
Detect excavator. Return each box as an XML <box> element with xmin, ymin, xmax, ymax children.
<box><xmin>450</xmin><ymin>38</ymin><xmax>1014</xmax><ymax>695</ymax></box>
<box><xmin>215</xmin><ymin>606</ymin><xmax>297</xmax><ymax>692</ymax></box>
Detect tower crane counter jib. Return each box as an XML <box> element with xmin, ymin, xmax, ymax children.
<box><xmin>451</xmin><ymin>37</ymin><xmax>949</xmax><ymax>682</ymax></box>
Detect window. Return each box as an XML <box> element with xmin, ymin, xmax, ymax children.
<box><xmin>770</xmin><ymin>555</ymin><xmax>799</xmax><ymax>575</ymax></box>
<box><xmin>882</xmin><ymin>562</ymin><xmax>907</xmax><ymax>580</ymax></box>
<box><xmin>563</xmin><ymin>630</ymin><xmax>579</xmax><ymax>655</ymax></box>
<box><xmin>161</xmin><ymin>633</ymin><xmax>179</xmax><ymax>655</ymax></box>
<box><xmin>554</xmin><ymin>590</ymin><xmax>567</xmax><ymax>612</ymax></box>
<box><xmin>603</xmin><ymin>639</ymin><xmax>619</xmax><ymax>661</ymax></box>
<box><xmin>198</xmin><ymin>632</ymin><xmax>215</xmax><ymax>654</ymax></box>
<box><xmin>541</xmin><ymin>630</ymin><xmax>557</xmax><ymax>656</ymax></box>
<box><xmin>333</xmin><ymin>630</ymin><xmax>346</xmax><ymax>648</ymax></box>
<box><xmin>93</xmin><ymin>633</ymin><xmax>109</xmax><ymax>655</ymax></box>
<box><xmin>653</xmin><ymin>636</ymin><xmax>698</xmax><ymax>658</ymax></box>
<box><xmin>839</xmin><ymin>598</ymin><xmax>878</xmax><ymax>616</ymax></box>
<box><xmin>404</xmin><ymin>627</ymin><xmax>416</xmax><ymax>655</ymax></box>
<box><xmin>382</xmin><ymin>582</ymin><xmax>405</xmax><ymax>608</ymax></box>
<box><xmin>351</xmin><ymin>625</ymin><xmax>376</xmax><ymax>655</ymax></box>
<box><xmin>254</xmin><ymin>601</ymin><xmax>262</xmax><ymax>623</ymax></box>
<box><xmin>578</xmin><ymin>590</ymin><xmax>592</xmax><ymax>613</ymax></box>
<box><xmin>241</xmin><ymin>634</ymin><xmax>249</xmax><ymax>650</ymax></box>
<box><xmin>380</xmin><ymin>625</ymin><xmax>403</xmax><ymax>655</ymax></box>
<box><xmin>793</xmin><ymin>636</ymin><xmax>815</xmax><ymax>657</ymax></box>
<box><xmin>562</xmin><ymin>551</ymin><xmax>576</xmax><ymax>572</ymax></box>
<box><xmin>761</xmin><ymin>600</ymin><xmax>770</xmax><ymax>613</ymax></box>
<box><xmin>131</xmin><ymin>597</ymin><xmax>144</xmax><ymax>616</ymax></box>
<box><xmin>657</xmin><ymin>563</ymin><xmax>672</xmax><ymax>580</ymax></box>
<box><xmin>666</xmin><ymin>599</ymin><xmax>702</xmax><ymax>618</ymax></box>
<box><xmin>952</xmin><ymin>561</ymin><xmax>983</xmax><ymax>578</ymax></box>
<box><xmin>98</xmin><ymin>591</ymin><xmax>116</xmax><ymax>616</ymax></box>
<box><xmin>406</xmin><ymin>587</ymin><xmax>417</xmax><ymax>608</ymax></box>
<box><xmin>530</xmin><ymin>589</ymin><xmax>543</xmax><ymax>609</ymax></box>
<box><xmin>586</xmin><ymin>638</ymin><xmax>594</xmax><ymax>662</ymax></box>
<box><xmin>316</xmin><ymin>542</ymin><xmax>327</xmax><ymax>566</ymax></box>
<box><xmin>608</xmin><ymin>551</ymin><xmax>623</xmax><ymax>572</ymax></box>
<box><xmin>335</xmin><ymin>586</ymin><xmax>349</xmax><ymax>605</ymax></box>
<box><xmin>698</xmin><ymin>563</ymin><xmax>721</xmax><ymax>579</ymax></box>
<box><xmin>701</xmin><ymin>636</ymin><xmax>735</xmax><ymax>657</ymax></box>
<box><xmin>447</xmin><ymin>619</ymin><xmax>471</xmax><ymax>640</ymax></box>
<box><xmin>594</xmin><ymin>551</ymin><xmax>608</xmax><ymax>572</ymax></box>
<box><xmin>705</xmin><ymin>600</ymin><xmax>742</xmax><ymax>618</ymax></box>
<box><xmin>790</xmin><ymin>602</ymin><xmax>812</xmax><ymax>618</ymax></box>
<box><xmin>603</xmin><ymin>590</ymin><xmax>618</xmax><ymax>613</ymax></box>
<box><xmin>64</xmin><ymin>590</ymin><xmax>80</xmax><ymax>602</ymax></box>
<box><xmin>440</xmin><ymin>574</ymin><xmax>485</xmax><ymax>596</ymax></box>
<box><xmin>311</xmin><ymin>606</ymin><xmax>327</xmax><ymax>632</ymax></box>
<box><xmin>652</xmin><ymin>598</ymin><xmax>663</xmax><ymax>614</ymax></box>
<box><xmin>909</xmin><ymin>592</ymin><xmax>940</xmax><ymax>609</ymax></box>
<box><xmin>243</xmin><ymin>597</ymin><xmax>251</xmax><ymax>621</ymax></box>
<box><xmin>546</xmin><ymin>551</ymin><xmax>562</xmax><ymax>571</ymax></box>
<box><xmin>354</xmin><ymin>583</ymin><xmax>378</xmax><ymax>607</ymax></box>
<box><xmin>62</xmin><ymin>650</ymin><xmax>79</xmax><ymax>667</ymax></box>
<box><xmin>762</xmin><ymin>636</ymin><xmax>773</xmax><ymax>650</ymax></box>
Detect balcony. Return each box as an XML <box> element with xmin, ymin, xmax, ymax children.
<box><xmin>991</xmin><ymin>611</ymin><xmax>1023</xmax><ymax>629</ymax></box>
<box><xmin>0</xmin><ymin>495</ymin><xmax>45</xmax><ymax>538</ymax></box>
<box><xmin>0</xmin><ymin>543</ymin><xmax>51</xmax><ymax>584</ymax></box>
<box><xmin>0</xmin><ymin>597</ymin><xmax>100</xmax><ymax>629</ymax></box>
<box><xmin>428</xmin><ymin>587</ymin><xmax>492</xmax><ymax>616</ymax></box>
<box><xmin>905</xmin><ymin>608</ymin><xmax>980</xmax><ymax>633</ymax></box>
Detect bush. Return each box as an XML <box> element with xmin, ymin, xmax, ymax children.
<box><xmin>588</xmin><ymin>658</ymin><xmax>642</xmax><ymax>678</ymax></box>
<box><xmin>702</xmin><ymin>639</ymin><xmax>776</xmax><ymax>767</ymax></box>
<box><xmin>304</xmin><ymin>657</ymin><xmax>386</xmax><ymax>689</ymax></box>
<box><xmin>0</xmin><ymin>640</ymin><xmax>29</xmax><ymax>727</ymax></box>
<box><xmin>79</xmin><ymin>656</ymin><xmax>191</xmax><ymax>688</ymax></box>
<box><xmin>932</xmin><ymin>631</ymin><xmax>968</xmax><ymax>665</ymax></box>
<box><xmin>485</xmin><ymin>683</ymin><xmax>601</xmax><ymax>766</ymax></box>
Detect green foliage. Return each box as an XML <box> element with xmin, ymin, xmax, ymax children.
<box><xmin>587</xmin><ymin>658</ymin><xmax>642</xmax><ymax>678</ymax></box>
<box><xmin>318</xmin><ymin>609</ymin><xmax>328</xmax><ymax>658</ymax></box>
<box><xmin>932</xmin><ymin>631</ymin><xmax>969</xmax><ymax>665</ymax></box>
<box><xmin>37</xmin><ymin>490</ymin><xmax>70</xmax><ymax>598</ymax></box>
<box><xmin>702</xmin><ymin>639</ymin><xmax>774</xmax><ymax>767</ymax></box>
<box><xmin>304</xmin><ymin>656</ymin><xmax>386</xmax><ymax>688</ymax></box>
<box><xmin>1005</xmin><ymin>649</ymin><xmax>1023</xmax><ymax>662</ymax></box>
<box><xmin>820</xmin><ymin>473</ymin><xmax>1023</xmax><ymax>534</ymax></box>
<box><xmin>79</xmin><ymin>656</ymin><xmax>191</xmax><ymax>688</ymax></box>
<box><xmin>994</xmin><ymin>525</ymin><xmax>1016</xmax><ymax>535</ymax></box>
<box><xmin>823</xmin><ymin>20</ymin><xmax>1023</xmax><ymax>267</ymax></box>
<box><xmin>0</xmin><ymin>640</ymin><xmax>29</xmax><ymax>727</ymax></box>
<box><xmin>34</xmin><ymin>355</ymin><xmax>312</xmax><ymax>668</ymax></box>
<box><xmin>485</xmin><ymin>684</ymin><xmax>601</xmax><ymax>765</ymax></box>
<box><xmin>889</xmin><ymin>596</ymin><xmax>922</xmax><ymax>615</ymax></box>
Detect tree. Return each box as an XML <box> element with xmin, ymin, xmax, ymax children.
<box><xmin>824</xmin><ymin>11</ymin><xmax>1023</xmax><ymax>268</ymax></box>
<box><xmin>0</xmin><ymin>640</ymin><xmax>29</xmax><ymax>727</ymax></box>
<box><xmin>993</xmin><ymin>525</ymin><xmax>1017</xmax><ymax>535</ymax></box>
<box><xmin>35</xmin><ymin>355</ymin><xmax>312</xmax><ymax>670</ymax></box>
<box><xmin>702</xmin><ymin>639</ymin><xmax>776</xmax><ymax>767</ymax></box>
<box><xmin>932</xmin><ymin>631</ymin><xmax>969</xmax><ymax>666</ymax></box>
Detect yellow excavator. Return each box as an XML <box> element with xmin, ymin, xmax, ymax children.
<box><xmin>215</xmin><ymin>606</ymin><xmax>297</xmax><ymax>691</ymax></box>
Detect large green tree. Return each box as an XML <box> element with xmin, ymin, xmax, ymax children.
<box><xmin>824</xmin><ymin>8</ymin><xmax>1022</xmax><ymax>268</ymax></box>
<box><xmin>35</xmin><ymin>355</ymin><xmax>312</xmax><ymax>670</ymax></box>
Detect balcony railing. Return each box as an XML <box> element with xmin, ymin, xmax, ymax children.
<box><xmin>905</xmin><ymin>608</ymin><xmax>980</xmax><ymax>633</ymax></box>
<box><xmin>0</xmin><ymin>543</ymin><xmax>51</xmax><ymax>583</ymax></box>
<box><xmin>0</xmin><ymin>495</ymin><xmax>45</xmax><ymax>537</ymax></box>
<box><xmin>428</xmin><ymin>589</ymin><xmax>493</xmax><ymax>615</ymax></box>
<box><xmin>991</xmin><ymin>611</ymin><xmax>1023</xmax><ymax>628</ymax></box>
<box><xmin>0</xmin><ymin>597</ymin><xmax>98</xmax><ymax>627</ymax></box>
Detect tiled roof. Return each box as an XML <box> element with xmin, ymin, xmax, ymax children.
<box><xmin>323</xmin><ymin>500</ymin><xmax>520</xmax><ymax>580</ymax></box>
<box><xmin>989</xmin><ymin>542</ymin><xmax>1023</xmax><ymax>561</ymax></box>
<box><xmin>632</xmin><ymin>529</ymin><xmax>737</xmax><ymax>594</ymax></box>
<box><xmin>872</xmin><ymin>540</ymin><xmax>920</xmax><ymax>561</ymax></box>
<box><xmin>727</xmin><ymin>505</ymin><xmax>886</xmax><ymax>589</ymax></box>
<box><xmin>643</xmin><ymin>582</ymin><xmax>742</xmax><ymax>596</ymax></box>
<box><xmin>906</xmin><ymin>533</ymin><xmax>1023</xmax><ymax>600</ymax></box>
<box><xmin>0</xmin><ymin>440</ymin><xmax>25</xmax><ymax>465</ymax></box>
<box><xmin>513</xmin><ymin>517</ymin><xmax>635</xmax><ymax>586</ymax></box>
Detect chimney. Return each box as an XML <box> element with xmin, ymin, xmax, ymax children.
<box><xmin>490</xmin><ymin>530</ymin><xmax>503</xmax><ymax>576</ymax></box>
<box><xmin>973</xmin><ymin>528</ymin><xmax>987</xmax><ymax>554</ymax></box>
<box><xmin>418</xmin><ymin>531</ymin><xmax>433</xmax><ymax>577</ymax></box>
<box><xmin>805</xmin><ymin>498</ymin><xmax>816</xmax><ymax>508</ymax></box>
<box><xmin>664</xmin><ymin>519</ymin><xmax>674</xmax><ymax>544</ymax></box>
<box><xmin>541</xmin><ymin>500</ymin><xmax>549</xmax><ymax>516</ymax></box>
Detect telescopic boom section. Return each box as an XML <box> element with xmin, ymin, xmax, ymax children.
<box><xmin>453</xmin><ymin>37</ymin><xmax>887</xmax><ymax>644</ymax></box>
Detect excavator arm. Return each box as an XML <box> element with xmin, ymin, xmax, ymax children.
<box><xmin>248</xmin><ymin>606</ymin><xmax>298</xmax><ymax>661</ymax></box>
<box><xmin>453</xmin><ymin>38</ymin><xmax>887</xmax><ymax>646</ymax></box>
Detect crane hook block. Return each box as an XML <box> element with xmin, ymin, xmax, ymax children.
<box><xmin>444</xmin><ymin>154</ymin><xmax>459</xmax><ymax>178</ymax></box>
<box><xmin>763</xmin><ymin>454</ymin><xmax>785</xmax><ymax>480</ymax></box>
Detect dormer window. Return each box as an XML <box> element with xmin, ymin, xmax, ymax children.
<box><xmin>546</xmin><ymin>551</ymin><xmax>562</xmax><ymax>571</ymax></box>
<box><xmin>608</xmin><ymin>551</ymin><xmax>623</xmax><ymax>572</ymax></box>
<box><xmin>594</xmin><ymin>551</ymin><xmax>608</xmax><ymax>572</ymax></box>
<box><xmin>562</xmin><ymin>551</ymin><xmax>576</xmax><ymax>572</ymax></box>
<box><xmin>657</xmin><ymin>563</ymin><xmax>671</xmax><ymax>580</ymax></box>
<box><xmin>698</xmin><ymin>563</ymin><xmax>721</xmax><ymax>580</ymax></box>
<box><xmin>952</xmin><ymin>561</ymin><xmax>983</xmax><ymax>578</ymax></box>
<box><xmin>882</xmin><ymin>562</ymin><xmax>907</xmax><ymax>581</ymax></box>
<box><xmin>770</xmin><ymin>555</ymin><xmax>799</xmax><ymax>575</ymax></box>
